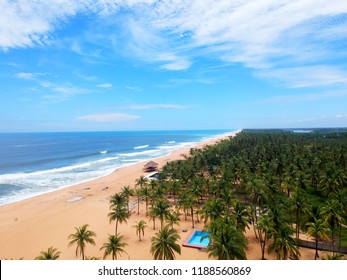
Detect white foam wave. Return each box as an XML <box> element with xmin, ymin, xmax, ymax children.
<box><xmin>0</xmin><ymin>155</ymin><xmax>121</xmax><ymax>182</ymax></box>
<box><xmin>122</xmin><ymin>159</ymin><xmax>144</xmax><ymax>162</ymax></box>
<box><xmin>100</xmin><ymin>150</ymin><xmax>108</xmax><ymax>154</ymax></box>
<box><xmin>134</xmin><ymin>145</ymin><xmax>149</xmax><ymax>150</ymax></box>
<box><xmin>119</xmin><ymin>149</ymin><xmax>162</xmax><ymax>157</ymax></box>
<box><xmin>0</xmin><ymin>166</ymin><xmax>118</xmax><ymax>206</ymax></box>
<box><xmin>156</xmin><ymin>141</ymin><xmax>196</xmax><ymax>150</ymax></box>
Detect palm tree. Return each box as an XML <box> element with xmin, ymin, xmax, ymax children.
<box><xmin>150</xmin><ymin>225</ymin><xmax>181</xmax><ymax>260</ymax></box>
<box><xmin>181</xmin><ymin>194</ymin><xmax>197</xmax><ymax>228</ymax></box>
<box><xmin>135</xmin><ymin>176</ymin><xmax>148</xmax><ymax>215</ymax></box>
<box><xmin>151</xmin><ymin>200</ymin><xmax>171</xmax><ymax>229</ymax></box>
<box><xmin>100</xmin><ymin>234</ymin><xmax>127</xmax><ymax>260</ymax></box>
<box><xmin>67</xmin><ymin>224</ymin><xmax>96</xmax><ymax>260</ymax></box>
<box><xmin>319</xmin><ymin>166</ymin><xmax>346</xmax><ymax>198</ymax></box>
<box><xmin>35</xmin><ymin>246</ymin><xmax>61</xmax><ymax>260</ymax></box>
<box><xmin>306</xmin><ymin>218</ymin><xmax>331</xmax><ymax>260</ymax></box>
<box><xmin>232</xmin><ymin>200</ymin><xmax>251</xmax><ymax>232</ymax></box>
<box><xmin>148</xmin><ymin>208</ymin><xmax>159</xmax><ymax>231</ymax></box>
<box><xmin>109</xmin><ymin>193</ymin><xmax>126</xmax><ymax>209</ymax></box>
<box><xmin>139</xmin><ymin>185</ymin><xmax>152</xmax><ymax>213</ymax></box>
<box><xmin>166</xmin><ymin>211</ymin><xmax>180</xmax><ymax>229</ymax></box>
<box><xmin>134</xmin><ymin>188</ymin><xmax>142</xmax><ymax>215</ymax></box>
<box><xmin>245</xmin><ymin>178</ymin><xmax>268</xmax><ymax>236</ymax></box>
<box><xmin>206</xmin><ymin>216</ymin><xmax>248</xmax><ymax>260</ymax></box>
<box><xmin>108</xmin><ymin>205</ymin><xmax>130</xmax><ymax>235</ymax></box>
<box><xmin>169</xmin><ymin>180</ymin><xmax>182</xmax><ymax>203</ymax></box>
<box><xmin>320</xmin><ymin>200</ymin><xmax>344</xmax><ymax>254</ymax></box>
<box><xmin>267</xmin><ymin>224</ymin><xmax>300</xmax><ymax>260</ymax></box>
<box><xmin>289</xmin><ymin>187</ymin><xmax>308</xmax><ymax>240</ymax></box>
<box><xmin>134</xmin><ymin>220</ymin><xmax>147</xmax><ymax>241</ymax></box>
<box><xmin>256</xmin><ymin>214</ymin><xmax>274</xmax><ymax>260</ymax></box>
<box><xmin>120</xmin><ymin>186</ymin><xmax>135</xmax><ymax>213</ymax></box>
<box><xmin>135</xmin><ymin>176</ymin><xmax>148</xmax><ymax>189</ymax></box>
<box><xmin>202</xmin><ymin>199</ymin><xmax>225</xmax><ymax>223</ymax></box>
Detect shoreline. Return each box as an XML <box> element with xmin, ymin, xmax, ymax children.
<box><xmin>0</xmin><ymin>130</ymin><xmax>237</xmax><ymax>207</ymax></box>
<box><xmin>0</xmin><ymin>130</ymin><xmax>238</xmax><ymax>260</ymax></box>
<box><xmin>0</xmin><ymin>129</ymin><xmax>318</xmax><ymax>260</ymax></box>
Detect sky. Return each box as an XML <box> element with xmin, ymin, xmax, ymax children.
<box><xmin>1</xmin><ymin>0</ymin><xmax>347</xmax><ymax>132</ymax></box>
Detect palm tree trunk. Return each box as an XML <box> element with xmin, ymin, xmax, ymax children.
<box><xmin>257</xmin><ymin>228</ymin><xmax>265</xmax><ymax>259</ymax></box>
<box><xmin>137</xmin><ymin>198</ymin><xmax>140</xmax><ymax>215</ymax></box>
<box><xmin>81</xmin><ymin>248</ymin><xmax>85</xmax><ymax>260</ymax></box>
<box><xmin>296</xmin><ymin>210</ymin><xmax>299</xmax><ymax>240</ymax></box>
<box><xmin>339</xmin><ymin>223</ymin><xmax>342</xmax><ymax>252</ymax></box>
<box><xmin>332</xmin><ymin>230</ymin><xmax>335</xmax><ymax>256</ymax></box>
<box><xmin>191</xmin><ymin>207</ymin><xmax>195</xmax><ymax>228</ymax></box>
<box><xmin>261</xmin><ymin>240</ymin><xmax>266</xmax><ymax>260</ymax></box>
<box><xmin>315</xmin><ymin>236</ymin><xmax>318</xmax><ymax>260</ymax></box>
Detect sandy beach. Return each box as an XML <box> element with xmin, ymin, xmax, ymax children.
<box><xmin>0</xmin><ymin>131</ymin><xmax>317</xmax><ymax>260</ymax></box>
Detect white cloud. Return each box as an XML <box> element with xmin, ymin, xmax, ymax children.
<box><xmin>126</xmin><ymin>86</ymin><xmax>142</xmax><ymax>91</ymax></box>
<box><xmin>128</xmin><ymin>103</ymin><xmax>188</xmax><ymax>109</ymax></box>
<box><xmin>0</xmin><ymin>0</ymin><xmax>154</xmax><ymax>50</ymax></box>
<box><xmin>258</xmin><ymin>66</ymin><xmax>347</xmax><ymax>88</ymax></box>
<box><xmin>77</xmin><ymin>113</ymin><xmax>140</xmax><ymax>122</ymax></box>
<box><xmin>124</xmin><ymin>19</ymin><xmax>191</xmax><ymax>70</ymax></box>
<box><xmin>161</xmin><ymin>60</ymin><xmax>191</xmax><ymax>71</ymax></box>
<box><xmin>15</xmin><ymin>72</ymin><xmax>45</xmax><ymax>79</ymax></box>
<box><xmin>97</xmin><ymin>83</ymin><xmax>112</xmax><ymax>88</ymax></box>
<box><xmin>3</xmin><ymin>1</ymin><xmax>347</xmax><ymax>85</ymax></box>
<box><xmin>40</xmin><ymin>81</ymin><xmax>90</xmax><ymax>102</ymax></box>
<box><xmin>147</xmin><ymin>0</ymin><xmax>347</xmax><ymax>81</ymax></box>
<box><xmin>75</xmin><ymin>73</ymin><xmax>97</xmax><ymax>81</ymax></box>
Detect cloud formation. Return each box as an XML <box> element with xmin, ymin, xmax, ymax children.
<box><xmin>15</xmin><ymin>72</ymin><xmax>45</xmax><ymax>79</ymax></box>
<box><xmin>0</xmin><ymin>0</ymin><xmax>153</xmax><ymax>50</ymax></box>
<box><xmin>2</xmin><ymin>1</ymin><xmax>347</xmax><ymax>87</ymax></box>
<box><xmin>97</xmin><ymin>83</ymin><xmax>112</xmax><ymax>88</ymax></box>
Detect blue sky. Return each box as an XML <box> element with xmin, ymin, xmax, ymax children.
<box><xmin>1</xmin><ymin>0</ymin><xmax>347</xmax><ymax>132</ymax></box>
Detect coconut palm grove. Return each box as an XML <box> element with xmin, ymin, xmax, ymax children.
<box><xmin>35</xmin><ymin>129</ymin><xmax>347</xmax><ymax>260</ymax></box>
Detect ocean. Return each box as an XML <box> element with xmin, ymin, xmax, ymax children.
<box><xmin>0</xmin><ymin>130</ymin><xmax>232</xmax><ymax>206</ymax></box>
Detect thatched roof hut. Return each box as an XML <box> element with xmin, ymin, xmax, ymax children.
<box><xmin>143</xmin><ymin>161</ymin><xmax>158</xmax><ymax>172</ymax></box>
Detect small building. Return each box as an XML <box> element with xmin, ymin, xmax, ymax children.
<box><xmin>144</xmin><ymin>172</ymin><xmax>159</xmax><ymax>180</ymax></box>
<box><xmin>143</xmin><ymin>161</ymin><xmax>158</xmax><ymax>172</ymax></box>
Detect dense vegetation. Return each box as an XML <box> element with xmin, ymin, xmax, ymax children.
<box><xmin>158</xmin><ymin>129</ymin><xmax>347</xmax><ymax>260</ymax></box>
<box><xmin>34</xmin><ymin>129</ymin><xmax>347</xmax><ymax>260</ymax></box>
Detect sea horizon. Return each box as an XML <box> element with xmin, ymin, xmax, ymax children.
<box><xmin>0</xmin><ymin>129</ymin><xmax>236</xmax><ymax>206</ymax></box>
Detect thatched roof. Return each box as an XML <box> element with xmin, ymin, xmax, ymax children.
<box><xmin>143</xmin><ymin>161</ymin><xmax>158</xmax><ymax>168</ymax></box>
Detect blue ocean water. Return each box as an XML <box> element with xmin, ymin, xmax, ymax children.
<box><xmin>0</xmin><ymin>130</ymin><xmax>233</xmax><ymax>205</ymax></box>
